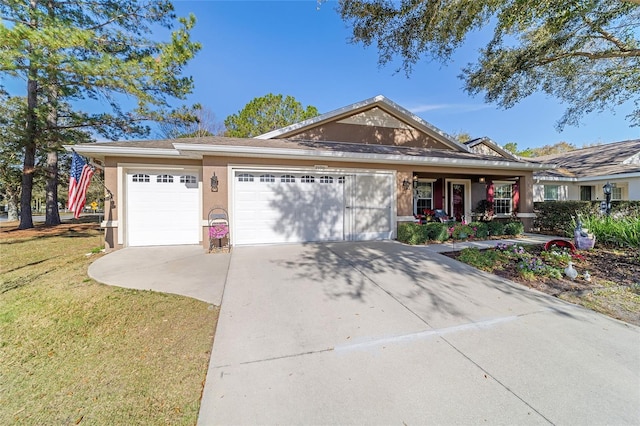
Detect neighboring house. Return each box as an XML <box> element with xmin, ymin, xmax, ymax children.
<box><xmin>530</xmin><ymin>140</ymin><xmax>640</xmax><ymax>202</ymax></box>
<box><xmin>69</xmin><ymin>95</ymin><xmax>550</xmax><ymax>250</ymax></box>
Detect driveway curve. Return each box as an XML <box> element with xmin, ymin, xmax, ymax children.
<box><xmin>88</xmin><ymin>245</ymin><xmax>229</xmax><ymax>305</ymax></box>
<box><xmin>199</xmin><ymin>241</ymin><xmax>640</xmax><ymax>425</ymax></box>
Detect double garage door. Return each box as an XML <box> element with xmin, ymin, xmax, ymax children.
<box><xmin>125</xmin><ymin>168</ymin><xmax>394</xmax><ymax>247</ymax></box>
<box><xmin>233</xmin><ymin>170</ymin><xmax>394</xmax><ymax>245</ymax></box>
<box><xmin>126</xmin><ymin>171</ymin><xmax>200</xmax><ymax>246</ymax></box>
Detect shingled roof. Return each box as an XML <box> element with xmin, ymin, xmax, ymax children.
<box><xmin>530</xmin><ymin>139</ymin><xmax>640</xmax><ymax>179</ymax></box>
<box><xmin>75</xmin><ymin>135</ymin><xmax>542</xmax><ymax>166</ymax></box>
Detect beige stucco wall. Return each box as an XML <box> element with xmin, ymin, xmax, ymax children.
<box><xmin>101</xmin><ymin>154</ymin><xmax>538</xmax><ymax>250</ymax></box>
<box><xmin>102</xmin><ymin>156</ymin><xmax>202</xmax><ymax>250</ymax></box>
<box><xmin>285</xmin><ymin>121</ymin><xmax>451</xmax><ymax>150</ymax></box>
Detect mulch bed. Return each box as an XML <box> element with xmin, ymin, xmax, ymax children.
<box><xmin>443</xmin><ymin>244</ymin><xmax>640</xmax><ymax>326</ymax></box>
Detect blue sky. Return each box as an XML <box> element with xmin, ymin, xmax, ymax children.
<box><xmin>171</xmin><ymin>0</ymin><xmax>638</xmax><ymax>150</ymax></box>
<box><xmin>4</xmin><ymin>1</ymin><xmax>638</xmax><ymax>149</ymax></box>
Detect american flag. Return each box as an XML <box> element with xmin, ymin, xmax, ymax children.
<box><xmin>68</xmin><ymin>152</ymin><xmax>94</xmax><ymax>219</ymax></box>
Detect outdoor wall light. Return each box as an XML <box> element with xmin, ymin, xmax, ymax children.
<box><xmin>479</xmin><ymin>177</ymin><xmax>486</xmax><ymax>183</ymax></box>
<box><xmin>402</xmin><ymin>179</ymin><xmax>411</xmax><ymax>191</ymax></box>
<box><xmin>603</xmin><ymin>182</ymin><xmax>612</xmax><ymax>215</ymax></box>
<box><xmin>210</xmin><ymin>173</ymin><xmax>219</xmax><ymax>192</ymax></box>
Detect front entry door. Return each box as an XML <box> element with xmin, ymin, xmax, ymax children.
<box><xmin>448</xmin><ymin>182</ymin><xmax>467</xmax><ymax>222</ymax></box>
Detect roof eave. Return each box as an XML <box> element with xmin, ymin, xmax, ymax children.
<box><xmin>255</xmin><ymin>95</ymin><xmax>472</xmax><ymax>154</ymax></box>
<box><xmin>173</xmin><ymin>143</ymin><xmax>554</xmax><ymax>171</ymax></box>
<box><xmin>65</xmin><ymin>144</ymin><xmax>186</xmax><ymax>159</ymax></box>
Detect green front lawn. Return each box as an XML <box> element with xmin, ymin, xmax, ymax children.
<box><xmin>0</xmin><ymin>223</ymin><xmax>218</xmax><ymax>424</ymax></box>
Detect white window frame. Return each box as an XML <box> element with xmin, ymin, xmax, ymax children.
<box><xmin>611</xmin><ymin>186</ymin><xmax>622</xmax><ymax>200</ymax></box>
<box><xmin>237</xmin><ymin>173</ymin><xmax>254</xmax><ymax>182</ymax></box>
<box><xmin>157</xmin><ymin>174</ymin><xmax>174</xmax><ymax>183</ymax></box>
<box><xmin>494</xmin><ymin>182</ymin><xmax>513</xmax><ymax>215</ymax></box>
<box><xmin>413</xmin><ymin>180</ymin><xmax>434</xmax><ymax>215</ymax></box>
<box><xmin>543</xmin><ymin>184</ymin><xmax>560</xmax><ymax>201</ymax></box>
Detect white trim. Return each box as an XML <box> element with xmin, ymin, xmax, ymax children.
<box><xmin>535</xmin><ymin>171</ymin><xmax>640</xmax><ymax>183</ymax></box>
<box><xmin>445</xmin><ymin>179</ymin><xmax>472</xmax><ymax>221</ymax></box>
<box><xmin>253</xmin><ymin>95</ymin><xmax>471</xmax><ymax>153</ymax></box>
<box><xmin>174</xmin><ymin>143</ymin><xmax>552</xmax><ymax>171</ymax></box>
<box><xmin>228</xmin><ymin>165</ymin><xmax>396</xmax><ymax>246</ymax></box>
<box><xmin>492</xmin><ymin>180</ymin><xmax>516</xmax><ymax>185</ymax></box>
<box><xmin>516</xmin><ymin>213</ymin><xmax>537</xmax><ymax>218</ymax></box>
<box><xmin>465</xmin><ymin>137</ymin><xmax>521</xmax><ymax>161</ymax></box>
<box><xmin>397</xmin><ymin>215</ymin><xmax>417</xmax><ymax>222</ymax></box>
<box><xmin>117</xmin><ymin>165</ymin><xmax>124</xmax><ymax>245</ymax></box>
<box><xmin>67</xmin><ymin>145</ymin><xmax>183</xmax><ymax>158</ymax></box>
<box><xmin>101</xmin><ymin>220</ymin><xmax>118</xmax><ymax>228</ymax></box>
<box><xmin>121</xmin><ymin>165</ymin><xmax>203</xmax><ymax>247</ymax></box>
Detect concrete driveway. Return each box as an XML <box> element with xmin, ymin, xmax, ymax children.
<box><xmin>89</xmin><ymin>245</ymin><xmax>228</xmax><ymax>305</ymax></box>
<box><xmin>198</xmin><ymin>241</ymin><xmax>640</xmax><ymax>425</ymax></box>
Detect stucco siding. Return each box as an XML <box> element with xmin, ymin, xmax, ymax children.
<box><xmin>627</xmin><ymin>178</ymin><xmax>640</xmax><ymax>200</ymax></box>
<box><xmin>284</xmin><ymin>121</ymin><xmax>451</xmax><ymax>149</ymax></box>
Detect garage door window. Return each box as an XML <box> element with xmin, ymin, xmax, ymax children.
<box><xmin>319</xmin><ymin>176</ymin><xmax>334</xmax><ymax>184</ymax></box>
<box><xmin>132</xmin><ymin>174</ymin><xmax>149</xmax><ymax>183</ymax></box>
<box><xmin>260</xmin><ymin>174</ymin><xmax>275</xmax><ymax>183</ymax></box>
<box><xmin>338</xmin><ymin>176</ymin><xmax>345</xmax><ymax>184</ymax></box>
<box><xmin>281</xmin><ymin>174</ymin><xmax>295</xmax><ymax>183</ymax></box>
<box><xmin>301</xmin><ymin>175</ymin><xmax>315</xmax><ymax>183</ymax></box>
<box><xmin>157</xmin><ymin>174</ymin><xmax>173</xmax><ymax>183</ymax></box>
<box><xmin>180</xmin><ymin>175</ymin><xmax>197</xmax><ymax>188</ymax></box>
<box><xmin>238</xmin><ymin>173</ymin><xmax>254</xmax><ymax>182</ymax></box>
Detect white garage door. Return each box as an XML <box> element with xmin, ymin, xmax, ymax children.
<box><xmin>233</xmin><ymin>170</ymin><xmax>393</xmax><ymax>245</ymax></box>
<box><xmin>126</xmin><ymin>171</ymin><xmax>200</xmax><ymax>246</ymax></box>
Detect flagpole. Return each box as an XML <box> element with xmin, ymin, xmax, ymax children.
<box><xmin>70</xmin><ymin>149</ymin><xmax>114</xmax><ymax>250</ymax></box>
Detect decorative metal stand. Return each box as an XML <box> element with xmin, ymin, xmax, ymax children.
<box><xmin>208</xmin><ymin>207</ymin><xmax>230</xmax><ymax>253</ymax></box>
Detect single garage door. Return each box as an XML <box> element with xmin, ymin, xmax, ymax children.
<box><xmin>233</xmin><ymin>170</ymin><xmax>393</xmax><ymax>245</ymax></box>
<box><xmin>126</xmin><ymin>171</ymin><xmax>200</xmax><ymax>246</ymax></box>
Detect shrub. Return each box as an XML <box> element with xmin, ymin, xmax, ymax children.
<box><xmin>469</xmin><ymin>221</ymin><xmax>488</xmax><ymax>238</ymax></box>
<box><xmin>457</xmin><ymin>248</ymin><xmax>502</xmax><ymax>271</ymax></box>
<box><xmin>487</xmin><ymin>221</ymin><xmax>504</xmax><ymax>236</ymax></box>
<box><xmin>397</xmin><ymin>222</ymin><xmax>429</xmax><ymax>245</ymax></box>
<box><xmin>577</xmin><ymin>215</ymin><xmax>640</xmax><ymax>248</ymax></box>
<box><xmin>425</xmin><ymin>222</ymin><xmax>449</xmax><ymax>242</ymax></box>
<box><xmin>504</xmin><ymin>221</ymin><xmax>524</xmax><ymax>236</ymax></box>
<box><xmin>451</xmin><ymin>223</ymin><xmax>474</xmax><ymax>239</ymax></box>
<box><xmin>533</xmin><ymin>201</ymin><xmax>640</xmax><ymax>236</ymax></box>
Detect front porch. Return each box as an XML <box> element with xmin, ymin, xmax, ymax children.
<box><xmin>397</xmin><ymin>170</ymin><xmax>536</xmax><ymax>230</ymax></box>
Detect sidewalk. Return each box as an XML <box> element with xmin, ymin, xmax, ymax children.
<box><xmin>422</xmin><ymin>233</ymin><xmax>563</xmax><ymax>253</ymax></box>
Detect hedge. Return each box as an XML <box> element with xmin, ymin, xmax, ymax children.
<box><xmin>503</xmin><ymin>221</ymin><xmax>524</xmax><ymax>236</ymax></box>
<box><xmin>425</xmin><ymin>222</ymin><xmax>450</xmax><ymax>242</ymax></box>
<box><xmin>533</xmin><ymin>201</ymin><xmax>640</xmax><ymax>236</ymax></box>
<box><xmin>397</xmin><ymin>222</ymin><xmax>429</xmax><ymax>245</ymax></box>
<box><xmin>398</xmin><ymin>219</ymin><xmax>524</xmax><ymax>244</ymax></box>
<box><xmin>469</xmin><ymin>221</ymin><xmax>489</xmax><ymax>239</ymax></box>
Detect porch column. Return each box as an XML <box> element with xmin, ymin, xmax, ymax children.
<box><xmin>103</xmin><ymin>158</ymin><xmax>118</xmax><ymax>251</ymax></box>
<box><xmin>516</xmin><ymin>173</ymin><xmax>535</xmax><ymax>232</ymax></box>
<box><xmin>486</xmin><ymin>179</ymin><xmax>495</xmax><ymax>216</ymax></box>
<box><xmin>396</xmin><ymin>170</ymin><xmax>414</xmax><ymax>219</ymax></box>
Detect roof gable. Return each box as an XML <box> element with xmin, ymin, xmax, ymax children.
<box><xmin>465</xmin><ymin>137</ymin><xmax>520</xmax><ymax>161</ymax></box>
<box><xmin>255</xmin><ymin>95</ymin><xmax>470</xmax><ymax>152</ymax></box>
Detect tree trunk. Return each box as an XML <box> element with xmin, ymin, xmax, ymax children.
<box><xmin>45</xmin><ymin>151</ymin><xmax>60</xmax><ymax>225</ymax></box>
<box><xmin>19</xmin><ymin>0</ymin><xmax>39</xmax><ymax>230</ymax></box>
<box><xmin>19</xmin><ymin>76</ymin><xmax>38</xmax><ymax>230</ymax></box>
<box><xmin>44</xmin><ymin>0</ymin><xmax>61</xmax><ymax>226</ymax></box>
<box><xmin>7</xmin><ymin>190</ymin><xmax>19</xmax><ymax>221</ymax></box>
